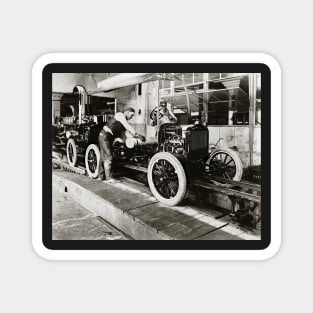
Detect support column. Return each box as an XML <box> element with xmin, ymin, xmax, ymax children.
<box><xmin>248</xmin><ymin>74</ymin><xmax>257</xmax><ymax>166</ymax></box>
<box><xmin>156</xmin><ymin>80</ymin><xmax>160</xmax><ymax>142</ymax></box>
<box><xmin>202</xmin><ymin>73</ymin><xmax>209</xmax><ymax>126</ymax></box>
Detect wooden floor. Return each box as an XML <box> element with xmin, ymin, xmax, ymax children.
<box><xmin>53</xmin><ymin>169</ymin><xmax>260</xmax><ymax>240</ymax></box>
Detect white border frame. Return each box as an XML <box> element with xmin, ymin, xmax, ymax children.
<box><xmin>32</xmin><ymin>53</ymin><xmax>281</xmax><ymax>260</ymax></box>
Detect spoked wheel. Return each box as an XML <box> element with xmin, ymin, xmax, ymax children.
<box><xmin>85</xmin><ymin>144</ymin><xmax>100</xmax><ymax>178</ymax></box>
<box><xmin>66</xmin><ymin>138</ymin><xmax>77</xmax><ymax>167</ymax></box>
<box><xmin>205</xmin><ymin>148</ymin><xmax>243</xmax><ymax>181</ymax></box>
<box><xmin>147</xmin><ymin>152</ymin><xmax>187</xmax><ymax>206</ymax></box>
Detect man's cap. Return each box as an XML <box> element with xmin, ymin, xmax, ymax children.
<box><xmin>160</xmin><ymin>100</ymin><xmax>167</xmax><ymax>106</ymax></box>
<box><xmin>123</xmin><ymin>106</ymin><xmax>135</xmax><ymax>113</ymax></box>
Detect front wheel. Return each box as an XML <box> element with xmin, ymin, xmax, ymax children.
<box><xmin>147</xmin><ymin>152</ymin><xmax>187</xmax><ymax>206</ymax></box>
<box><xmin>205</xmin><ymin>148</ymin><xmax>243</xmax><ymax>181</ymax></box>
<box><xmin>85</xmin><ymin>144</ymin><xmax>100</xmax><ymax>178</ymax></box>
<box><xmin>66</xmin><ymin>138</ymin><xmax>77</xmax><ymax>167</ymax></box>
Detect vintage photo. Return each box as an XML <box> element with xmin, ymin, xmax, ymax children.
<box><xmin>52</xmin><ymin>72</ymin><xmax>262</xmax><ymax>241</ymax></box>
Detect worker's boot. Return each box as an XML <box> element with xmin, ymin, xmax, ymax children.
<box><xmin>103</xmin><ymin>161</ymin><xmax>112</xmax><ymax>183</ymax></box>
<box><xmin>104</xmin><ymin>160</ymin><xmax>117</xmax><ymax>183</ymax></box>
<box><xmin>97</xmin><ymin>161</ymin><xmax>105</xmax><ymax>181</ymax></box>
<box><xmin>103</xmin><ymin>160</ymin><xmax>112</xmax><ymax>179</ymax></box>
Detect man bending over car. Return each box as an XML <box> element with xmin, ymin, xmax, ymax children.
<box><xmin>98</xmin><ymin>106</ymin><xmax>145</xmax><ymax>183</ymax></box>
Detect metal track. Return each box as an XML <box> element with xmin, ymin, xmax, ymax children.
<box><xmin>201</xmin><ymin>175</ymin><xmax>261</xmax><ymax>192</ymax></box>
<box><xmin>121</xmin><ymin>164</ymin><xmax>148</xmax><ymax>173</ymax></box>
<box><xmin>52</xmin><ymin>158</ymin><xmax>86</xmax><ymax>175</ymax></box>
<box><xmin>53</xmin><ymin>159</ymin><xmax>261</xmax><ymax>204</ymax></box>
<box><xmin>191</xmin><ymin>179</ymin><xmax>261</xmax><ymax>203</ymax></box>
<box><xmin>120</xmin><ymin>164</ymin><xmax>261</xmax><ymax>203</ymax></box>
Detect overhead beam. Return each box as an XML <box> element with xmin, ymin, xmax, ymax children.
<box><xmin>96</xmin><ymin>73</ymin><xmax>175</xmax><ymax>92</ymax></box>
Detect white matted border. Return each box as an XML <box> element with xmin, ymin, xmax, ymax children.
<box><xmin>32</xmin><ymin>53</ymin><xmax>281</xmax><ymax>260</ymax></box>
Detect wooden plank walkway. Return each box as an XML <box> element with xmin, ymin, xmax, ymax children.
<box><xmin>53</xmin><ymin>170</ymin><xmax>260</xmax><ymax>240</ymax></box>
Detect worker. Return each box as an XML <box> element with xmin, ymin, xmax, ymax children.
<box><xmin>98</xmin><ymin>107</ymin><xmax>145</xmax><ymax>183</ymax></box>
<box><xmin>151</xmin><ymin>100</ymin><xmax>177</xmax><ymax>127</ymax></box>
<box><xmin>151</xmin><ymin>100</ymin><xmax>177</xmax><ymax>136</ymax></box>
<box><xmin>160</xmin><ymin>100</ymin><xmax>177</xmax><ymax>123</ymax></box>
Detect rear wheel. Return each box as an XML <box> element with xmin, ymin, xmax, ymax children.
<box><xmin>205</xmin><ymin>148</ymin><xmax>243</xmax><ymax>181</ymax></box>
<box><xmin>85</xmin><ymin>144</ymin><xmax>100</xmax><ymax>178</ymax></box>
<box><xmin>147</xmin><ymin>152</ymin><xmax>187</xmax><ymax>206</ymax></box>
<box><xmin>66</xmin><ymin>138</ymin><xmax>77</xmax><ymax>167</ymax></box>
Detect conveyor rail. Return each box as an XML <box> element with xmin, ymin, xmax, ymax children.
<box><xmin>53</xmin><ymin>160</ymin><xmax>261</xmax><ymax>205</ymax></box>
<box><xmin>121</xmin><ymin>164</ymin><xmax>261</xmax><ymax>204</ymax></box>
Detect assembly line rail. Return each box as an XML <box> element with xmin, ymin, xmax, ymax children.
<box><xmin>52</xmin><ymin>159</ymin><xmax>261</xmax><ymax>205</ymax></box>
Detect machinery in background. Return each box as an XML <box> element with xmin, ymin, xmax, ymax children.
<box><xmin>52</xmin><ymin>91</ymin><xmax>115</xmax><ymax>178</ymax></box>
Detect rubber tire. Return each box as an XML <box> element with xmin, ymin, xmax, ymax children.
<box><xmin>66</xmin><ymin>138</ymin><xmax>77</xmax><ymax>167</ymax></box>
<box><xmin>147</xmin><ymin>152</ymin><xmax>187</xmax><ymax>206</ymax></box>
<box><xmin>85</xmin><ymin>144</ymin><xmax>100</xmax><ymax>179</ymax></box>
<box><xmin>206</xmin><ymin>148</ymin><xmax>243</xmax><ymax>181</ymax></box>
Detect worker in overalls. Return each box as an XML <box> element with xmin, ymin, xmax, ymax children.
<box><xmin>98</xmin><ymin>107</ymin><xmax>145</xmax><ymax>183</ymax></box>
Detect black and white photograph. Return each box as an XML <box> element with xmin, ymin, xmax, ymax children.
<box><xmin>6</xmin><ymin>0</ymin><xmax>313</xmax><ymax>309</ymax></box>
<box><xmin>51</xmin><ymin>72</ymin><xmax>263</xmax><ymax>241</ymax></box>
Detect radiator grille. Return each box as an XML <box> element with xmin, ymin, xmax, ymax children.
<box><xmin>189</xmin><ymin>131</ymin><xmax>208</xmax><ymax>155</ymax></box>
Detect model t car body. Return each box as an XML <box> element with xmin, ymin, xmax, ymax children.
<box><xmin>112</xmin><ymin>122</ymin><xmax>242</xmax><ymax>205</ymax></box>
<box><xmin>53</xmin><ymin>74</ymin><xmax>243</xmax><ymax>206</ymax></box>
<box><xmin>55</xmin><ymin>119</ymin><xmax>242</xmax><ymax>206</ymax></box>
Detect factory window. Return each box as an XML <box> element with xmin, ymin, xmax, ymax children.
<box><xmin>174</xmin><ymin>73</ymin><xmax>205</xmax><ymax>87</ymax></box>
<box><xmin>174</xmin><ymin>83</ymin><xmax>203</xmax><ymax>93</ymax></box>
<box><xmin>159</xmin><ymin>79</ymin><xmax>171</xmax><ymax>89</ymax></box>
<box><xmin>161</xmin><ymin>92</ymin><xmax>203</xmax><ymax>125</ymax></box>
<box><xmin>255</xmin><ymin>73</ymin><xmax>261</xmax><ymax>125</ymax></box>
<box><xmin>206</xmin><ymin>74</ymin><xmax>250</xmax><ymax>126</ymax></box>
<box><xmin>194</xmin><ymin>73</ymin><xmax>204</xmax><ymax>83</ymax></box>
<box><xmin>159</xmin><ymin>73</ymin><xmax>252</xmax><ymax>126</ymax></box>
<box><xmin>183</xmin><ymin>73</ymin><xmax>193</xmax><ymax>84</ymax></box>
<box><xmin>208</xmin><ymin>73</ymin><xmax>244</xmax><ymax>80</ymax></box>
<box><xmin>174</xmin><ymin>73</ymin><xmax>183</xmax><ymax>86</ymax></box>
<box><xmin>159</xmin><ymin>79</ymin><xmax>171</xmax><ymax>95</ymax></box>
